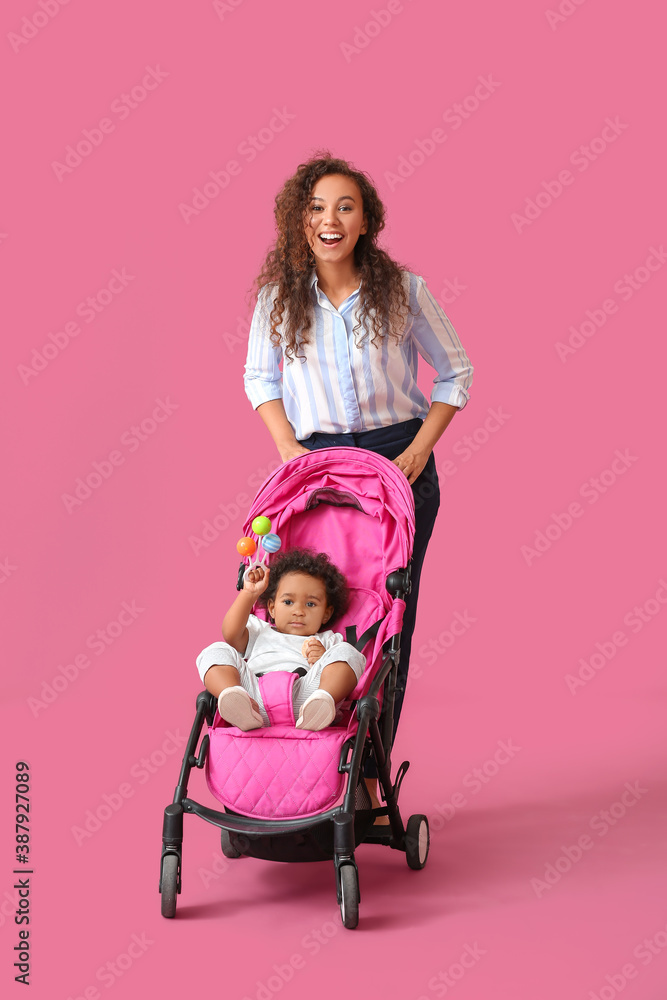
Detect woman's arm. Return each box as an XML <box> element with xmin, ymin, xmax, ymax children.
<box><xmin>393</xmin><ymin>401</ymin><xmax>458</xmax><ymax>484</ymax></box>
<box><xmin>392</xmin><ymin>275</ymin><xmax>473</xmax><ymax>484</ymax></box>
<box><xmin>256</xmin><ymin>399</ymin><xmax>310</xmax><ymax>462</ymax></box>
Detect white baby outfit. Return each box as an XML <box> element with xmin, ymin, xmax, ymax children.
<box><xmin>196</xmin><ymin>614</ymin><xmax>366</xmax><ymax>726</ymax></box>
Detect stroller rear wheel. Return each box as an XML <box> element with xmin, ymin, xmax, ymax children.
<box><xmin>339</xmin><ymin>864</ymin><xmax>359</xmax><ymax>929</ymax></box>
<box><xmin>220</xmin><ymin>828</ymin><xmax>243</xmax><ymax>859</ymax></box>
<box><xmin>405</xmin><ymin>814</ymin><xmax>430</xmax><ymax>870</ymax></box>
<box><xmin>160</xmin><ymin>853</ymin><xmax>180</xmax><ymax>918</ymax></box>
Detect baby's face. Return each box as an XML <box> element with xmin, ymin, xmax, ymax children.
<box><xmin>267</xmin><ymin>572</ymin><xmax>333</xmax><ymax>636</ymax></box>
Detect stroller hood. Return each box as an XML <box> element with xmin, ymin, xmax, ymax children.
<box><xmin>241</xmin><ymin>447</ymin><xmax>415</xmax><ymax>618</ymax></box>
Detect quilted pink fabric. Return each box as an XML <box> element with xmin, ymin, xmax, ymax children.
<box><xmin>206</xmin><ymin>723</ymin><xmax>351</xmax><ymax>819</ymax></box>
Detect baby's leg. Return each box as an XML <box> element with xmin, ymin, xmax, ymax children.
<box><xmin>196</xmin><ymin>642</ymin><xmax>265</xmax><ymax>729</ymax></box>
<box><xmin>294</xmin><ymin>660</ymin><xmax>358</xmax><ymax>731</ymax></box>
<box><xmin>318</xmin><ymin>661</ymin><xmax>358</xmax><ymax>703</ymax></box>
<box><xmin>203</xmin><ymin>663</ymin><xmax>242</xmax><ymax>698</ymax></box>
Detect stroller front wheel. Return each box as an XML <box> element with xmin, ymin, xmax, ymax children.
<box><xmin>160</xmin><ymin>853</ymin><xmax>180</xmax><ymax>918</ymax></box>
<box><xmin>339</xmin><ymin>865</ymin><xmax>359</xmax><ymax>929</ymax></box>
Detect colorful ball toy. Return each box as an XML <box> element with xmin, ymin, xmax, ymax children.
<box><xmin>236</xmin><ymin>537</ymin><xmax>256</xmax><ymax>557</ymax></box>
<box><xmin>261</xmin><ymin>533</ymin><xmax>281</xmax><ymax>554</ymax></box>
<box><xmin>238</xmin><ymin>514</ymin><xmax>281</xmax><ymax>580</ymax></box>
<box><xmin>251</xmin><ymin>516</ymin><xmax>271</xmax><ymax>536</ymax></box>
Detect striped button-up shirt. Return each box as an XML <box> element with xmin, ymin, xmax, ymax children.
<box><xmin>244</xmin><ymin>269</ymin><xmax>473</xmax><ymax>441</ymax></box>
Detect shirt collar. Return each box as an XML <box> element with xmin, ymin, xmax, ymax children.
<box><xmin>309</xmin><ymin>269</ymin><xmax>361</xmax><ymax>307</ymax></box>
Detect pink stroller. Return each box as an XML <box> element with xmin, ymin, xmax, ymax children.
<box><xmin>159</xmin><ymin>447</ymin><xmax>430</xmax><ymax>928</ymax></box>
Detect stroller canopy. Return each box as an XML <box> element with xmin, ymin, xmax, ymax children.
<box><xmin>242</xmin><ymin>447</ymin><xmax>415</xmax><ymax>620</ymax></box>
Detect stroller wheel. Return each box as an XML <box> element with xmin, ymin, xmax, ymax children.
<box><xmin>160</xmin><ymin>853</ymin><xmax>179</xmax><ymax>918</ymax></box>
<box><xmin>220</xmin><ymin>828</ymin><xmax>243</xmax><ymax>859</ymax></box>
<box><xmin>405</xmin><ymin>814</ymin><xmax>430</xmax><ymax>870</ymax></box>
<box><xmin>339</xmin><ymin>865</ymin><xmax>359</xmax><ymax>930</ymax></box>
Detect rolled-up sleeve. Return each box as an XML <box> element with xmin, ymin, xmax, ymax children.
<box><xmin>410</xmin><ymin>275</ymin><xmax>473</xmax><ymax>410</ymax></box>
<box><xmin>243</xmin><ymin>284</ymin><xmax>284</xmax><ymax>410</ymax></box>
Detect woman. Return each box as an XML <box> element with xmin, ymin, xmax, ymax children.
<box><xmin>244</xmin><ymin>151</ymin><xmax>473</xmax><ymax>808</ymax></box>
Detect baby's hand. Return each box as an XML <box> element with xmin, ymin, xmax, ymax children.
<box><xmin>243</xmin><ymin>566</ymin><xmax>269</xmax><ymax>596</ymax></box>
<box><xmin>302</xmin><ymin>638</ymin><xmax>326</xmax><ymax>665</ymax></box>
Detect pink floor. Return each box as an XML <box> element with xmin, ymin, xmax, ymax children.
<box><xmin>2</xmin><ymin>0</ymin><xmax>665</xmax><ymax>997</ymax></box>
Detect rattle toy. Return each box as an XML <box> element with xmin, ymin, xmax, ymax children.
<box><xmin>236</xmin><ymin>515</ymin><xmax>282</xmax><ymax>579</ymax></box>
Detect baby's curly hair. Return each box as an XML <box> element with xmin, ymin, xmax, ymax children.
<box><xmin>259</xmin><ymin>548</ymin><xmax>349</xmax><ymax>623</ymax></box>
<box><xmin>252</xmin><ymin>150</ymin><xmax>419</xmax><ymax>361</ymax></box>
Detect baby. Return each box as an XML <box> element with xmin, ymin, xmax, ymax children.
<box><xmin>196</xmin><ymin>549</ymin><xmax>366</xmax><ymax>731</ymax></box>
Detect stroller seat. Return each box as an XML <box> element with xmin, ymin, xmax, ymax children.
<box><xmin>205</xmin><ymin>588</ymin><xmax>391</xmax><ymax>820</ymax></box>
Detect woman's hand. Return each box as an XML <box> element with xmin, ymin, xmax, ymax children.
<box><xmin>302</xmin><ymin>638</ymin><xmax>326</xmax><ymax>665</ymax></box>
<box><xmin>279</xmin><ymin>442</ymin><xmax>310</xmax><ymax>462</ymax></box>
<box><xmin>392</xmin><ymin>447</ymin><xmax>430</xmax><ymax>485</ymax></box>
<box><xmin>255</xmin><ymin>401</ymin><xmax>310</xmax><ymax>464</ymax></box>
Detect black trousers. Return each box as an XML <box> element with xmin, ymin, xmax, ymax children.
<box><xmin>299</xmin><ymin>419</ymin><xmax>441</xmax><ymax>771</ymax></box>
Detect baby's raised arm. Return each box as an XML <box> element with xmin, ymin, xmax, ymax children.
<box><xmin>221</xmin><ymin>566</ymin><xmax>270</xmax><ymax>653</ymax></box>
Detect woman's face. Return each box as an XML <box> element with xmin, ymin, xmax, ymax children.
<box><xmin>304</xmin><ymin>174</ymin><xmax>368</xmax><ymax>270</ymax></box>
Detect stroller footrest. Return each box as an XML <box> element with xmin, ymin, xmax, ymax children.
<box><xmin>205</xmin><ymin>724</ymin><xmax>352</xmax><ymax>820</ymax></box>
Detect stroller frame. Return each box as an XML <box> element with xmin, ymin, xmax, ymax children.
<box><xmin>160</xmin><ymin>570</ymin><xmax>430</xmax><ymax>928</ymax></box>
<box><xmin>159</xmin><ymin>449</ymin><xmax>430</xmax><ymax>928</ymax></box>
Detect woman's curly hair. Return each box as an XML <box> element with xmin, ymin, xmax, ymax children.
<box><xmin>252</xmin><ymin>150</ymin><xmax>419</xmax><ymax>361</ymax></box>
<box><xmin>259</xmin><ymin>548</ymin><xmax>349</xmax><ymax>623</ymax></box>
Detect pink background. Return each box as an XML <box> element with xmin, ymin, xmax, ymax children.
<box><xmin>2</xmin><ymin>1</ymin><xmax>665</xmax><ymax>997</ymax></box>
